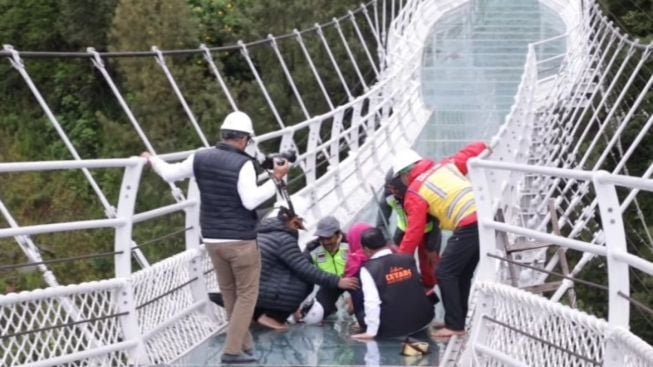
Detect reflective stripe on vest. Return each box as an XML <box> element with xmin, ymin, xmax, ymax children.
<box><xmin>388</xmin><ymin>197</ymin><xmax>433</xmax><ymax>232</ymax></box>
<box><xmin>415</xmin><ymin>163</ymin><xmax>476</xmax><ymax>230</ymax></box>
<box><xmin>311</xmin><ymin>243</ymin><xmax>348</xmax><ymax>276</ymax></box>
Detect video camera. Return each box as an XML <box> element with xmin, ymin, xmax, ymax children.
<box><xmin>260</xmin><ymin>149</ymin><xmax>297</xmax><ymax>170</ymax></box>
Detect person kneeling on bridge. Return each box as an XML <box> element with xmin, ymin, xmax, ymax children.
<box><xmin>255</xmin><ymin>204</ymin><xmax>358</xmax><ymax>331</ymax></box>
<box><xmin>298</xmin><ymin>216</ymin><xmax>350</xmax><ymax>323</ymax></box>
<box><xmin>351</xmin><ymin>228</ymin><xmax>434</xmax><ymax>340</ymax></box>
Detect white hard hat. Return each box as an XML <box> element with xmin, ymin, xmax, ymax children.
<box><xmin>391</xmin><ymin>148</ymin><xmax>422</xmax><ymax>177</ymax></box>
<box><xmin>220</xmin><ymin>111</ymin><xmax>254</xmax><ymax>136</ymax></box>
<box><xmin>302</xmin><ymin>301</ymin><xmax>324</xmax><ymax>325</ymax></box>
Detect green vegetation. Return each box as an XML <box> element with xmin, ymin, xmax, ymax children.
<box><xmin>0</xmin><ymin>0</ymin><xmax>376</xmax><ymax>292</ymax></box>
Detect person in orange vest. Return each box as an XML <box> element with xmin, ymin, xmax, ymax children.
<box><xmin>390</xmin><ymin>142</ymin><xmax>487</xmax><ymax>339</ymax></box>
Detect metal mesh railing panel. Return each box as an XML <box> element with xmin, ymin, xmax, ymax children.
<box><xmin>130</xmin><ymin>249</ymin><xmax>221</xmax><ymax>364</ymax></box>
<box><xmin>0</xmin><ymin>280</ymin><xmax>129</xmax><ymax>366</ymax></box>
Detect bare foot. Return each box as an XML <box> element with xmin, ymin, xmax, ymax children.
<box><xmin>432</xmin><ymin>327</ymin><xmax>465</xmax><ymax>339</ymax></box>
<box><xmin>431</xmin><ymin>322</ymin><xmax>445</xmax><ymax>330</ymax></box>
<box><xmin>257</xmin><ymin>314</ymin><xmax>289</xmax><ymax>332</ymax></box>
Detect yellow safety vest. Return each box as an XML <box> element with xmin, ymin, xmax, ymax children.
<box><xmin>310</xmin><ymin>243</ymin><xmax>348</xmax><ymax>277</ymax></box>
<box><xmin>387</xmin><ymin>197</ymin><xmax>433</xmax><ymax>233</ymax></box>
<box><xmin>414</xmin><ymin>163</ymin><xmax>476</xmax><ymax>231</ymax></box>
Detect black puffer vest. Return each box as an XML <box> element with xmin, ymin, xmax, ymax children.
<box><xmin>193</xmin><ymin>143</ymin><xmax>258</xmax><ymax>240</ymax></box>
<box><xmin>364</xmin><ymin>253</ymin><xmax>434</xmax><ymax>338</ymax></box>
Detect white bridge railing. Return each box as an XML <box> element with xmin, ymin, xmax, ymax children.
<box><xmin>466</xmin><ymin>161</ymin><xmax>653</xmax><ymax>366</ymax></box>
<box><xmin>3</xmin><ymin>0</ymin><xmax>652</xmax><ymax>366</ymax></box>
<box><xmin>457</xmin><ymin>0</ymin><xmax>653</xmax><ymax>365</ymax></box>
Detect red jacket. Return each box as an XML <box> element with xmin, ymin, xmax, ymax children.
<box><xmin>398</xmin><ymin>142</ymin><xmax>487</xmax><ymax>255</ymax></box>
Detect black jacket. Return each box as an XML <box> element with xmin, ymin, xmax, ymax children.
<box><xmin>257</xmin><ymin>217</ymin><xmax>340</xmax><ymax>312</ymax></box>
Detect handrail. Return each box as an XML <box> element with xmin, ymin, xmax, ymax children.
<box><xmin>0</xmin><ymin>157</ymin><xmax>143</xmax><ymax>173</ymax></box>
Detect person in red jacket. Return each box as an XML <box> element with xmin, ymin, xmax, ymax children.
<box><xmin>391</xmin><ymin>142</ymin><xmax>487</xmax><ymax>339</ymax></box>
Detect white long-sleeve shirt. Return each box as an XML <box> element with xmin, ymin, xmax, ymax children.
<box><xmin>148</xmin><ymin>150</ymin><xmax>276</xmax><ymax>241</ymax></box>
<box><xmin>359</xmin><ymin>248</ymin><xmax>393</xmax><ymax>337</ymax></box>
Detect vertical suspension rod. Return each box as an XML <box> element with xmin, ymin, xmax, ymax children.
<box><xmin>152</xmin><ymin>46</ymin><xmax>209</xmax><ymax>147</ymax></box>
<box><xmin>361</xmin><ymin>4</ymin><xmax>387</xmax><ymax>72</ymax></box>
<box><xmin>5</xmin><ymin>45</ymin><xmax>114</xmax><ymax>217</ymax></box>
<box><xmin>334</xmin><ymin>17</ymin><xmax>368</xmax><ymax>91</ymax></box>
<box><xmin>238</xmin><ymin>40</ymin><xmax>285</xmax><ymax>128</ymax></box>
<box><xmin>88</xmin><ymin>48</ymin><xmax>185</xmax><ymax>203</ymax></box>
<box><xmin>293</xmin><ymin>29</ymin><xmax>334</xmax><ymax>110</ymax></box>
<box><xmin>349</xmin><ymin>10</ymin><xmax>379</xmax><ymax>78</ymax></box>
<box><xmin>200</xmin><ymin>44</ymin><xmax>238</xmax><ymax>111</ymax></box>
<box><xmin>268</xmin><ymin>35</ymin><xmax>311</xmax><ymax>119</ymax></box>
<box><xmin>316</xmin><ymin>23</ymin><xmax>354</xmax><ymax>101</ymax></box>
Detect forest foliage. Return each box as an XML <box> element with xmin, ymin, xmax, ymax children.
<box><xmin>0</xmin><ymin>0</ymin><xmax>374</xmax><ymax>291</ymax></box>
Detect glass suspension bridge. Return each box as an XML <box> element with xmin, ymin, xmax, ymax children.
<box><xmin>1</xmin><ymin>0</ymin><xmax>652</xmax><ymax>366</ymax></box>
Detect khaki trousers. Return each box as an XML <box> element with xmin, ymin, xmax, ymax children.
<box><xmin>206</xmin><ymin>240</ymin><xmax>261</xmax><ymax>355</ymax></box>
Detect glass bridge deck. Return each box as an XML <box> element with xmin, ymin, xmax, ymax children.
<box><xmin>176</xmin><ymin>0</ymin><xmax>566</xmax><ymax>365</ymax></box>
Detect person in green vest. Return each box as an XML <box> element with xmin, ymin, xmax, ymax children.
<box><xmin>300</xmin><ymin>216</ymin><xmax>349</xmax><ymax>322</ymax></box>
<box><xmin>377</xmin><ymin>169</ymin><xmax>441</xmax><ymax>289</ymax></box>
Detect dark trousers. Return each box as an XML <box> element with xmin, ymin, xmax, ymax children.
<box><xmin>209</xmin><ymin>292</ymin><xmax>292</xmax><ymax>324</ymax></box>
<box><xmin>435</xmin><ymin>224</ymin><xmax>479</xmax><ymax>331</ymax></box>
<box><xmin>315</xmin><ymin>286</ymin><xmax>344</xmax><ymax>318</ymax></box>
<box><xmin>350</xmin><ymin>287</ymin><xmax>366</xmax><ymax>329</ymax></box>
<box><xmin>253</xmin><ymin>308</ymin><xmax>292</xmax><ymax>323</ymax></box>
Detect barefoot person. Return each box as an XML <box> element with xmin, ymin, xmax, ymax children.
<box><xmin>255</xmin><ymin>203</ymin><xmax>358</xmax><ymax>330</ymax></box>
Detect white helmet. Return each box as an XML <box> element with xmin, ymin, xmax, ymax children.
<box><xmin>302</xmin><ymin>301</ymin><xmax>324</xmax><ymax>325</ymax></box>
<box><xmin>220</xmin><ymin>111</ymin><xmax>254</xmax><ymax>136</ymax></box>
<box><xmin>391</xmin><ymin>148</ymin><xmax>422</xmax><ymax>177</ymax></box>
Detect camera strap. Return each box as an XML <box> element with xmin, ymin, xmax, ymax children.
<box><xmin>253</xmin><ymin>155</ymin><xmax>296</xmax><ymax>217</ymax></box>
<box><xmin>273</xmin><ymin>178</ymin><xmax>296</xmax><ymax>217</ymax></box>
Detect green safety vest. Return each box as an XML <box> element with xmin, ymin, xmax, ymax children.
<box><xmin>388</xmin><ymin>197</ymin><xmax>434</xmax><ymax>233</ymax></box>
<box><xmin>310</xmin><ymin>243</ymin><xmax>348</xmax><ymax>277</ymax></box>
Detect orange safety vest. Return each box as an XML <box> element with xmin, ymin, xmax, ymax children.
<box><xmin>413</xmin><ymin>163</ymin><xmax>476</xmax><ymax>231</ymax></box>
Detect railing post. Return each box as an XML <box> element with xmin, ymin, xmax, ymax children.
<box><xmin>185</xmin><ymin>179</ymin><xmax>202</xmax><ymax>250</ymax></box>
<box><xmin>113</xmin><ymin>158</ymin><xmax>148</xmax><ymax>364</ymax></box>
<box><xmin>593</xmin><ymin>170</ymin><xmax>629</xmax><ymax>367</ymax></box>
<box><xmin>114</xmin><ymin>157</ymin><xmax>144</xmax><ymax>278</ymax></box>
<box><xmin>116</xmin><ymin>281</ymin><xmax>150</xmax><ymax>365</ymax></box>
<box><xmin>460</xmin><ymin>286</ymin><xmax>495</xmax><ymax>366</ymax></box>
<box><xmin>468</xmin><ymin>158</ymin><xmax>499</xmax><ymax>282</ymax></box>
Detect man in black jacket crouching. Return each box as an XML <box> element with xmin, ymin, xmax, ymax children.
<box><xmin>255</xmin><ymin>205</ymin><xmax>359</xmax><ymax>330</ymax></box>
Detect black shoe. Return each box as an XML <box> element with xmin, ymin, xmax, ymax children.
<box><xmin>220</xmin><ymin>352</ymin><xmax>257</xmax><ymax>364</ymax></box>
<box><xmin>209</xmin><ymin>292</ymin><xmax>224</xmax><ymax>307</ymax></box>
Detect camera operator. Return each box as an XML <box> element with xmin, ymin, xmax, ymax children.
<box><xmin>141</xmin><ymin>111</ymin><xmax>288</xmax><ymax>364</ymax></box>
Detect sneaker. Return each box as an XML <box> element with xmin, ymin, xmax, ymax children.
<box><xmin>220</xmin><ymin>352</ymin><xmax>257</xmax><ymax>364</ymax></box>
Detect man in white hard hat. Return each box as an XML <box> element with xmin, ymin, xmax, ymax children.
<box><xmin>390</xmin><ymin>142</ymin><xmax>487</xmax><ymax>339</ymax></box>
<box><xmin>142</xmin><ymin>111</ymin><xmax>289</xmax><ymax>364</ymax></box>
